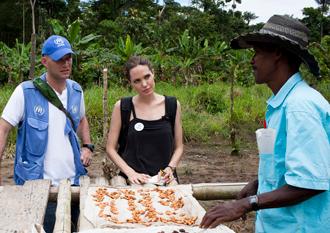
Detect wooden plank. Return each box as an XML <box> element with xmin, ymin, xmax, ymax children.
<box><xmin>77</xmin><ymin>176</ymin><xmax>94</xmax><ymax>231</ymax></box>
<box><xmin>24</xmin><ymin>179</ymin><xmax>51</xmax><ymax>227</ymax></box>
<box><xmin>53</xmin><ymin>179</ymin><xmax>71</xmax><ymax>233</ymax></box>
<box><xmin>0</xmin><ymin>185</ymin><xmax>26</xmax><ymax>232</ymax></box>
<box><xmin>0</xmin><ymin>179</ymin><xmax>51</xmax><ymax>232</ymax></box>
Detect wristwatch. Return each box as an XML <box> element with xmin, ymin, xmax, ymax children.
<box><xmin>248</xmin><ymin>195</ymin><xmax>259</xmax><ymax>211</ymax></box>
<box><xmin>82</xmin><ymin>143</ymin><xmax>95</xmax><ymax>153</ymax></box>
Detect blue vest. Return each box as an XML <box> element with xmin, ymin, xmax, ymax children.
<box><xmin>14</xmin><ymin>73</ymin><xmax>87</xmax><ymax>185</ymax></box>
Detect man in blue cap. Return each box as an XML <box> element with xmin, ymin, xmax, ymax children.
<box><xmin>201</xmin><ymin>15</ymin><xmax>330</xmax><ymax>233</ymax></box>
<box><xmin>0</xmin><ymin>35</ymin><xmax>94</xmax><ymax>231</ymax></box>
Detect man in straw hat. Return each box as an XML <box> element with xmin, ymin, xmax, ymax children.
<box><xmin>201</xmin><ymin>15</ymin><xmax>330</xmax><ymax>232</ymax></box>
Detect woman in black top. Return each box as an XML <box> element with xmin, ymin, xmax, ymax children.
<box><xmin>106</xmin><ymin>56</ymin><xmax>183</xmax><ymax>185</ymax></box>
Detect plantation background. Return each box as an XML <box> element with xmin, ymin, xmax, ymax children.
<box><xmin>0</xmin><ymin>0</ymin><xmax>330</xmax><ymax>154</ymax></box>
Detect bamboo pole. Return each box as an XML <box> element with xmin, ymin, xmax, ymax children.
<box><xmin>53</xmin><ymin>179</ymin><xmax>71</xmax><ymax>233</ymax></box>
<box><xmin>192</xmin><ymin>182</ymin><xmax>247</xmax><ymax>200</ymax></box>
<box><xmin>102</xmin><ymin>68</ymin><xmax>109</xmax><ymax>146</ymax></box>
<box><xmin>45</xmin><ymin>182</ymin><xmax>247</xmax><ymax>203</ymax></box>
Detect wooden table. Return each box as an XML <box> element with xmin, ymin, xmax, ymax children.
<box><xmin>0</xmin><ymin>177</ymin><xmax>245</xmax><ymax>232</ymax></box>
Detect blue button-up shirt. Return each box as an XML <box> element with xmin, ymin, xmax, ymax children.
<box><xmin>256</xmin><ymin>73</ymin><xmax>330</xmax><ymax>233</ymax></box>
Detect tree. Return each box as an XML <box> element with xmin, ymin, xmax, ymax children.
<box><xmin>0</xmin><ymin>0</ymin><xmax>27</xmax><ymax>45</ymax></box>
<box><xmin>314</xmin><ymin>0</ymin><xmax>330</xmax><ymax>38</ymax></box>
<box><xmin>28</xmin><ymin>0</ymin><xmax>36</xmax><ymax>79</ymax></box>
<box><xmin>302</xmin><ymin>7</ymin><xmax>330</xmax><ymax>42</ymax></box>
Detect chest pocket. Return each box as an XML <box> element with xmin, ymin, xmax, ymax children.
<box><xmin>25</xmin><ymin>117</ymin><xmax>48</xmax><ymax>156</ymax></box>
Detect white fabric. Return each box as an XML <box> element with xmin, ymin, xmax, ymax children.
<box><xmin>82</xmin><ymin>185</ymin><xmax>235</xmax><ymax>233</ymax></box>
<box><xmin>1</xmin><ymin>83</ymin><xmax>85</xmax><ymax>186</ymax></box>
<box><xmin>84</xmin><ymin>185</ymin><xmax>203</xmax><ymax>228</ymax></box>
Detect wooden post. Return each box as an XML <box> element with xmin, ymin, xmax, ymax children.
<box><xmin>53</xmin><ymin>179</ymin><xmax>71</xmax><ymax>233</ymax></box>
<box><xmin>102</xmin><ymin>68</ymin><xmax>109</xmax><ymax>146</ymax></box>
<box><xmin>101</xmin><ymin>67</ymin><xmax>118</xmax><ymax>182</ymax></box>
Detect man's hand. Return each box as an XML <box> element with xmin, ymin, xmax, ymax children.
<box><xmin>200</xmin><ymin>198</ymin><xmax>250</xmax><ymax>229</ymax></box>
<box><xmin>80</xmin><ymin>147</ymin><xmax>93</xmax><ymax>167</ymax></box>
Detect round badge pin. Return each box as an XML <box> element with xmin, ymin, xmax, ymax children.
<box><xmin>134</xmin><ymin>122</ymin><xmax>144</xmax><ymax>131</ymax></box>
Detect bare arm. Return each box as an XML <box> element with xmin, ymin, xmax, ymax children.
<box><xmin>0</xmin><ymin>118</ymin><xmax>13</xmax><ymax>185</ymax></box>
<box><xmin>163</xmin><ymin>101</ymin><xmax>184</xmax><ymax>181</ymax></box>
<box><xmin>200</xmin><ymin>184</ymin><xmax>324</xmax><ymax>228</ymax></box>
<box><xmin>106</xmin><ymin>101</ymin><xmax>150</xmax><ymax>184</ymax></box>
<box><xmin>77</xmin><ymin>116</ymin><xmax>93</xmax><ymax>166</ymax></box>
<box><xmin>77</xmin><ymin>116</ymin><xmax>92</xmax><ymax>144</ymax></box>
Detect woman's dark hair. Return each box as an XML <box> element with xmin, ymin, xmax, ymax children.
<box><xmin>124</xmin><ymin>56</ymin><xmax>153</xmax><ymax>80</ymax></box>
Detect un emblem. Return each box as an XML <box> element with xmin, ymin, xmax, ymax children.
<box><xmin>71</xmin><ymin>105</ymin><xmax>78</xmax><ymax>114</ymax></box>
<box><xmin>34</xmin><ymin>105</ymin><xmax>45</xmax><ymax>116</ymax></box>
<box><xmin>54</xmin><ymin>37</ymin><xmax>65</xmax><ymax>47</ymax></box>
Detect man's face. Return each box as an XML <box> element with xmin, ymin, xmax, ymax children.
<box><xmin>42</xmin><ymin>54</ymin><xmax>72</xmax><ymax>81</ymax></box>
<box><xmin>251</xmin><ymin>45</ymin><xmax>278</xmax><ymax>85</ymax></box>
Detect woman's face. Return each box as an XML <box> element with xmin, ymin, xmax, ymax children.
<box><xmin>129</xmin><ymin>65</ymin><xmax>155</xmax><ymax>96</ymax></box>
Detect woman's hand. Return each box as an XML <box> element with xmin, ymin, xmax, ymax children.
<box><xmin>127</xmin><ymin>171</ymin><xmax>150</xmax><ymax>185</ymax></box>
<box><xmin>162</xmin><ymin>166</ymin><xmax>175</xmax><ymax>184</ymax></box>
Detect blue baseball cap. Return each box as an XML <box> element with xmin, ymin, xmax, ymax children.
<box><xmin>42</xmin><ymin>35</ymin><xmax>74</xmax><ymax>61</ymax></box>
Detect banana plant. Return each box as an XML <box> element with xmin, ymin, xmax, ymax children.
<box><xmin>169</xmin><ymin>30</ymin><xmax>207</xmax><ymax>85</ymax></box>
<box><xmin>0</xmin><ymin>40</ymin><xmax>31</xmax><ymax>84</ymax></box>
<box><xmin>112</xmin><ymin>34</ymin><xmax>144</xmax><ymax>61</ymax></box>
<box><xmin>111</xmin><ymin>34</ymin><xmax>144</xmax><ymax>84</ymax></box>
<box><xmin>49</xmin><ymin>18</ymin><xmax>100</xmax><ymax>48</ymax></box>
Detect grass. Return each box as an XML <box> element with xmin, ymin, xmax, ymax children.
<box><xmin>0</xmin><ymin>81</ymin><xmax>275</xmax><ymax>152</ymax></box>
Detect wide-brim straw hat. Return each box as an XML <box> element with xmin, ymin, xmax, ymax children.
<box><xmin>230</xmin><ymin>15</ymin><xmax>320</xmax><ymax>77</ymax></box>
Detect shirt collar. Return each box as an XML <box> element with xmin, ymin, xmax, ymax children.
<box><xmin>267</xmin><ymin>72</ymin><xmax>302</xmax><ymax>108</ymax></box>
<box><xmin>40</xmin><ymin>72</ymin><xmax>67</xmax><ymax>95</ymax></box>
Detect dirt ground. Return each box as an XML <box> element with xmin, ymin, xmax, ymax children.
<box><xmin>0</xmin><ymin>138</ymin><xmax>259</xmax><ymax>233</ymax></box>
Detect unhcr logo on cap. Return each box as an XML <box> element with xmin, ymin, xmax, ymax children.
<box><xmin>54</xmin><ymin>37</ymin><xmax>65</xmax><ymax>47</ymax></box>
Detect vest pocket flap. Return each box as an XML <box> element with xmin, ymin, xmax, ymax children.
<box><xmin>27</xmin><ymin>117</ymin><xmax>48</xmax><ymax>130</ymax></box>
<box><xmin>26</xmin><ymin>117</ymin><xmax>48</xmax><ymax>155</ymax></box>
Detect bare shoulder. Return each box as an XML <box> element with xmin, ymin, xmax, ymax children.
<box><xmin>112</xmin><ymin>100</ymin><xmax>121</xmax><ymax>114</ymax></box>
<box><xmin>176</xmin><ymin>99</ymin><xmax>181</xmax><ymax>107</ymax></box>
<box><xmin>114</xmin><ymin>100</ymin><xmax>121</xmax><ymax>108</ymax></box>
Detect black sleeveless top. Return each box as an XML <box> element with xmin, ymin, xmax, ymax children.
<box><xmin>120</xmin><ymin>98</ymin><xmax>174</xmax><ymax>177</ymax></box>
